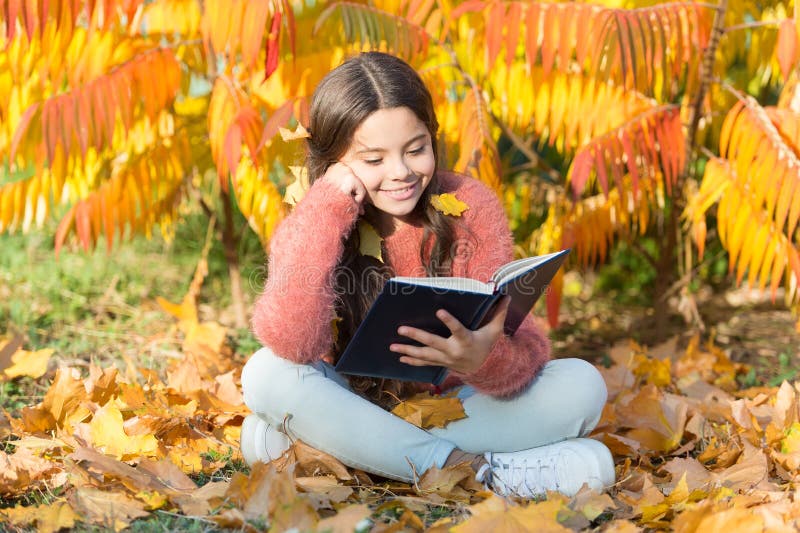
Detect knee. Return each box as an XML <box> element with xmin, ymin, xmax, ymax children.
<box><xmin>550</xmin><ymin>358</ymin><xmax>607</xmax><ymax>431</ymax></box>
<box><xmin>241</xmin><ymin>346</ymin><xmax>310</xmax><ymax>420</ymax></box>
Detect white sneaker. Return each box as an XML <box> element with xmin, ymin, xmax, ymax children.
<box><xmin>479</xmin><ymin>438</ymin><xmax>615</xmax><ymax>498</ymax></box>
<box><xmin>240</xmin><ymin>414</ymin><xmax>291</xmax><ymax>466</ymax></box>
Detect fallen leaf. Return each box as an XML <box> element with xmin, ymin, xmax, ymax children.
<box><xmin>173</xmin><ymin>480</ymin><xmax>228</xmax><ymax>516</ymax></box>
<box><xmin>391</xmin><ymin>391</ymin><xmax>467</xmax><ymax>429</ymax></box>
<box><xmin>431</xmin><ymin>193</ymin><xmax>469</xmax><ymax>216</ymax></box>
<box><xmin>570</xmin><ymin>487</ymin><xmax>616</xmax><ymax>520</ymax></box>
<box><xmin>3</xmin><ymin>347</ymin><xmax>53</xmax><ymax>379</ymax></box>
<box><xmin>315</xmin><ymin>503</ymin><xmax>371</xmax><ymax>533</ymax></box>
<box><xmin>295</xmin><ymin>475</ymin><xmax>353</xmax><ymax>508</ymax></box>
<box><xmin>416</xmin><ymin>462</ymin><xmax>483</xmax><ymax>502</ymax></box>
<box><xmin>70</xmin><ymin>487</ymin><xmax>149</xmax><ymax>532</ymax></box>
<box><xmin>86</xmin><ymin>405</ymin><xmax>159</xmax><ymax>460</ymax></box>
<box><xmin>453</xmin><ymin>493</ymin><xmax>572</xmax><ymax>532</ymax></box>
<box><xmin>294</xmin><ymin>441</ymin><xmax>352</xmax><ymax>480</ymax></box>
<box><xmin>2</xmin><ymin>501</ymin><xmax>77</xmax><ymax>533</ymax></box>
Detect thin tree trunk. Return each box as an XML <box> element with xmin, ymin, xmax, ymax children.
<box><xmin>651</xmin><ymin>0</ymin><xmax>728</xmax><ymax>338</ymax></box>
<box><xmin>221</xmin><ymin>187</ymin><xmax>247</xmax><ymax>329</ymax></box>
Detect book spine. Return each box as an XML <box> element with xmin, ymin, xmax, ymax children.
<box><xmin>467</xmin><ymin>292</ymin><xmax>504</xmax><ymax>330</ymax></box>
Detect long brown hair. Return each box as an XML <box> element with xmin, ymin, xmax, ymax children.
<box><xmin>305</xmin><ymin>52</ymin><xmax>456</xmax><ymax>407</ymax></box>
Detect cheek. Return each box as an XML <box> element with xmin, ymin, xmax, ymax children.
<box><xmin>412</xmin><ymin>154</ymin><xmax>436</xmax><ymax>177</ymax></box>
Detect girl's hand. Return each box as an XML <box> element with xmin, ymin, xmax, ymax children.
<box><xmin>322</xmin><ymin>162</ymin><xmax>367</xmax><ymax>214</ymax></box>
<box><xmin>390</xmin><ymin>296</ymin><xmax>511</xmax><ymax>374</ymax></box>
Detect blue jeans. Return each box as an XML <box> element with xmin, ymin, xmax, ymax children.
<box><xmin>241</xmin><ymin>347</ymin><xmax>607</xmax><ymax>481</ymax></box>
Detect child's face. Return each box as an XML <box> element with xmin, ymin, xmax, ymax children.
<box><xmin>340</xmin><ymin>106</ymin><xmax>435</xmax><ymax>230</ymax></box>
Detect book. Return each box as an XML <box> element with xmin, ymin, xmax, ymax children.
<box><xmin>334</xmin><ymin>248</ymin><xmax>570</xmax><ymax>385</ymax></box>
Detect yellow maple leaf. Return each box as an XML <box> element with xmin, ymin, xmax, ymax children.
<box><xmin>357</xmin><ymin>220</ymin><xmax>383</xmax><ymax>262</ymax></box>
<box><xmin>3</xmin><ymin>347</ymin><xmax>53</xmax><ymax>379</ymax></box>
<box><xmin>431</xmin><ymin>193</ymin><xmax>469</xmax><ymax>216</ymax></box>
<box><xmin>88</xmin><ymin>405</ymin><xmax>159</xmax><ymax>460</ymax></box>
<box><xmin>391</xmin><ymin>392</ymin><xmax>467</xmax><ymax>429</ymax></box>
<box><xmin>284</xmin><ymin>165</ymin><xmax>310</xmax><ymax>207</ymax></box>
<box><xmin>279</xmin><ymin>124</ymin><xmax>311</xmax><ymax>141</ymax></box>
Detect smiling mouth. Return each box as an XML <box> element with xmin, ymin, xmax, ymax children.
<box><xmin>381</xmin><ymin>181</ymin><xmax>418</xmax><ymax>193</ymax></box>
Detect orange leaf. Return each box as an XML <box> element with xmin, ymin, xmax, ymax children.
<box><xmin>777</xmin><ymin>19</ymin><xmax>798</xmax><ymax>81</ymax></box>
<box><xmin>391</xmin><ymin>391</ymin><xmax>467</xmax><ymax>429</ymax></box>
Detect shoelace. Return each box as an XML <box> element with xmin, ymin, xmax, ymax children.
<box><xmin>484</xmin><ymin>454</ymin><xmax>562</xmax><ymax>496</ymax></box>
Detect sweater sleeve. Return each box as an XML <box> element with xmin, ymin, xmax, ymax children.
<box><xmin>445</xmin><ymin>176</ymin><xmax>551</xmax><ymax>397</ymax></box>
<box><xmin>250</xmin><ymin>179</ymin><xmax>360</xmax><ymax>363</ymax></box>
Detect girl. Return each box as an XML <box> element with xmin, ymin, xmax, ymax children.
<box><xmin>241</xmin><ymin>52</ymin><xmax>615</xmax><ymax>498</ymax></box>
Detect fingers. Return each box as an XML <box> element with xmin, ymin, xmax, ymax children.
<box><xmin>389</xmin><ymin>342</ymin><xmax>443</xmax><ymax>366</ymax></box>
<box><xmin>435</xmin><ymin>309</ymin><xmax>472</xmax><ymax>341</ymax></box>
<box><xmin>396</xmin><ymin>325</ymin><xmax>447</xmax><ymax>351</ymax></box>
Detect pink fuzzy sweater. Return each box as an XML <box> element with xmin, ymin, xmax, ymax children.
<box><xmin>251</xmin><ymin>171</ymin><xmax>551</xmax><ymax>397</ymax></box>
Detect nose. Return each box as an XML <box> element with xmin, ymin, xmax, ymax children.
<box><xmin>390</xmin><ymin>156</ymin><xmax>412</xmax><ymax>180</ymax></box>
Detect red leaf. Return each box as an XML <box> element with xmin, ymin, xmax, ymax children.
<box><xmin>777</xmin><ymin>19</ymin><xmax>797</xmax><ymax>81</ymax></box>
<box><xmin>570</xmin><ymin>149</ymin><xmax>593</xmax><ymax>198</ymax></box>
<box><xmin>594</xmin><ymin>146</ymin><xmax>610</xmax><ymax>197</ymax></box>
<box><xmin>541</xmin><ymin>5</ymin><xmax>557</xmax><ymax>77</ymax></box>
<box><xmin>258</xmin><ymin>99</ymin><xmax>295</xmax><ymax>153</ymax></box>
<box><xmin>10</xmin><ymin>103</ymin><xmax>39</xmax><ymax>163</ymax></box>
<box><xmin>54</xmin><ymin>205</ymin><xmax>77</xmax><ymax>258</ymax></box>
<box><xmin>525</xmin><ymin>3</ymin><xmax>540</xmax><ymax>73</ymax></box>
<box><xmin>223</xmin><ymin>124</ymin><xmax>242</xmax><ymax>184</ymax></box>
<box><xmin>282</xmin><ymin>0</ymin><xmax>297</xmax><ymax>60</ymax></box>
<box><xmin>620</xmin><ymin>130</ymin><xmax>640</xmax><ymax>198</ymax></box>
<box><xmin>75</xmin><ymin>202</ymin><xmax>92</xmax><ymax>253</ymax></box>
<box><xmin>264</xmin><ymin>11</ymin><xmax>282</xmax><ymax>81</ymax></box>
<box><xmin>6</xmin><ymin>0</ymin><xmax>20</xmax><ymax>40</ymax></box>
<box><xmin>486</xmin><ymin>2</ymin><xmax>505</xmax><ymax>72</ymax></box>
<box><xmin>505</xmin><ymin>3</ymin><xmax>521</xmax><ymax>67</ymax></box>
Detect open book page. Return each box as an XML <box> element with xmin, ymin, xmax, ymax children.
<box><xmin>490</xmin><ymin>250</ymin><xmax>569</xmax><ymax>286</ymax></box>
<box><xmin>389</xmin><ymin>276</ymin><xmax>494</xmax><ymax>294</ymax></box>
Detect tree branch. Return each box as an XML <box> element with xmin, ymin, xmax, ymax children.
<box><xmin>489</xmin><ymin>112</ymin><xmax>562</xmax><ymax>182</ymax></box>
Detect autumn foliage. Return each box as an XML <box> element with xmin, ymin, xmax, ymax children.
<box><xmin>3</xmin><ymin>0</ymin><xmax>800</xmax><ymax>529</ymax></box>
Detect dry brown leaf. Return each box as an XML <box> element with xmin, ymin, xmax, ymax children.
<box><xmin>294</xmin><ymin>441</ymin><xmax>352</xmax><ymax>480</ymax></box>
<box><xmin>295</xmin><ymin>475</ymin><xmax>353</xmax><ymax>508</ymax></box>
<box><xmin>70</xmin><ymin>487</ymin><xmax>149</xmax><ymax>532</ymax></box>
<box><xmin>86</xmin><ymin>365</ymin><xmax>119</xmax><ymax>405</ymax></box>
<box><xmin>570</xmin><ymin>487</ymin><xmax>617</xmax><ymax>520</ymax></box>
<box><xmin>0</xmin><ymin>447</ymin><xmax>64</xmax><ymax>496</ymax></box>
<box><xmin>173</xmin><ymin>480</ymin><xmax>228</xmax><ymax>516</ymax></box>
<box><xmin>0</xmin><ymin>335</ymin><xmax>24</xmax><ymax>373</ymax></box>
<box><xmin>391</xmin><ymin>392</ymin><xmax>467</xmax><ymax>429</ymax></box>
<box><xmin>416</xmin><ymin>462</ymin><xmax>483</xmax><ymax>502</ymax></box>
<box><xmin>41</xmin><ymin>367</ymin><xmax>90</xmax><ymax>433</ymax></box>
<box><xmin>315</xmin><ymin>503</ymin><xmax>371</xmax><ymax>533</ymax></box>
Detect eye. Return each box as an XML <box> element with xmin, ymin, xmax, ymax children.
<box><xmin>408</xmin><ymin>146</ymin><xmax>426</xmax><ymax>155</ymax></box>
<box><xmin>364</xmin><ymin>158</ymin><xmax>382</xmax><ymax>166</ymax></box>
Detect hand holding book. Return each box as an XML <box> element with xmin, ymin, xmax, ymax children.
<box><xmin>334</xmin><ymin>248</ymin><xmax>570</xmax><ymax>384</ymax></box>
<box><xmin>390</xmin><ymin>295</ymin><xmax>512</xmax><ymax>374</ymax></box>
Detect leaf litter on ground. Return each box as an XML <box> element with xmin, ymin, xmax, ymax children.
<box><xmin>2</xmin><ymin>250</ymin><xmax>800</xmax><ymax>530</ymax></box>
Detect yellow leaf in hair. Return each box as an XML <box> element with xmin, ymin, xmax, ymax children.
<box><xmin>284</xmin><ymin>166</ymin><xmax>310</xmax><ymax>207</ymax></box>
<box><xmin>279</xmin><ymin>124</ymin><xmax>311</xmax><ymax>141</ymax></box>
<box><xmin>358</xmin><ymin>220</ymin><xmax>383</xmax><ymax>262</ymax></box>
<box><xmin>431</xmin><ymin>193</ymin><xmax>469</xmax><ymax>216</ymax></box>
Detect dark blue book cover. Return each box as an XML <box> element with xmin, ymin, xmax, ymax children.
<box><xmin>334</xmin><ymin>249</ymin><xmax>569</xmax><ymax>384</ymax></box>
